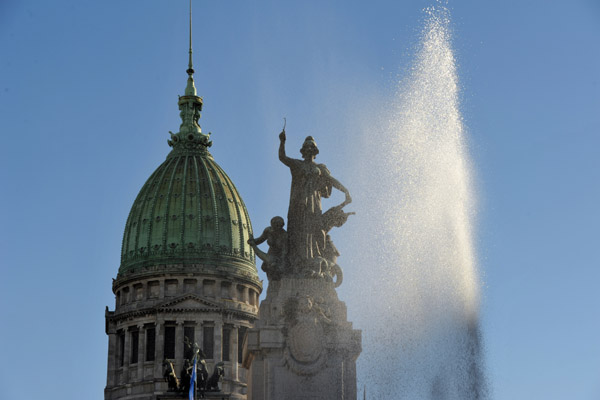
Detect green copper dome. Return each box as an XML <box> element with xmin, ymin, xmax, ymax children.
<box><xmin>118</xmin><ymin>46</ymin><xmax>257</xmax><ymax>282</ymax></box>
<box><xmin>119</xmin><ymin>150</ymin><xmax>257</xmax><ymax>278</ymax></box>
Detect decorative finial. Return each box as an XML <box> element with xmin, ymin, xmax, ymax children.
<box><xmin>184</xmin><ymin>0</ymin><xmax>197</xmax><ymax>96</ymax></box>
<box><xmin>187</xmin><ymin>0</ymin><xmax>193</xmax><ymax>75</ymax></box>
<box><xmin>167</xmin><ymin>0</ymin><xmax>211</xmax><ymax>153</ymax></box>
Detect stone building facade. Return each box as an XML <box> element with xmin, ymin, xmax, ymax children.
<box><xmin>105</xmin><ymin>45</ymin><xmax>262</xmax><ymax>399</ymax></box>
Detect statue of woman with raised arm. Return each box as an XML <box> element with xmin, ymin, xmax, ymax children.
<box><xmin>278</xmin><ymin>130</ymin><xmax>351</xmax><ymax>269</ymax></box>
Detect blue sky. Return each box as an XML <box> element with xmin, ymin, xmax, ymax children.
<box><xmin>1</xmin><ymin>1</ymin><xmax>599</xmax><ymax>399</ymax></box>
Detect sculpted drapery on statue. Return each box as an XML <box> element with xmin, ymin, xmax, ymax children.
<box><xmin>248</xmin><ymin>128</ymin><xmax>354</xmax><ymax>283</ymax></box>
<box><xmin>278</xmin><ymin>130</ymin><xmax>352</xmax><ymax>273</ymax></box>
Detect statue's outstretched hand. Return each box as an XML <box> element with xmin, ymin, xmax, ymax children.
<box><xmin>279</xmin><ymin>130</ymin><xmax>286</xmax><ymax>142</ymax></box>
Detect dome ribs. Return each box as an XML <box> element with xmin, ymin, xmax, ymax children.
<box><xmin>161</xmin><ymin>156</ymin><xmax>183</xmax><ymax>254</ymax></box>
<box><xmin>122</xmin><ymin>166</ymin><xmax>159</xmax><ymax>264</ymax></box>
<box><xmin>118</xmin><ymin>152</ymin><xmax>258</xmax><ymax>276</ymax></box>
<box><xmin>198</xmin><ymin>155</ymin><xmax>219</xmax><ymax>250</ymax></box>
<box><xmin>240</xmin><ymin>191</ymin><xmax>254</xmax><ymax>259</ymax></box>
<box><xmin>191</xmin><ymin>155</ymin><xmax>203</xmax><ymax>247</ymax></box>
<box><xmin>178</xmin><ymin>156</ymin><xmax>189</xmax><ymax>252</ymax></box>
<box><xmin>216</xmin><ymin>163</ymin><xmax>244</xmax><ymax>258</ymax></box>
<box><xmin>213</xmin><ymin>165</ymin><xmax>233</xmax><ymax>253</ymax></box>
<box><xmin>130</xmin><ymin>170</ymin><xmax>154</xmax><ymax>259</ymax></box>
<box><xmin>146</xmin><ymin>158</ymin><xmax>175</xmax><ymax>260</ymax></box>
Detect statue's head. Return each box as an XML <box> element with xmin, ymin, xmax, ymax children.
<box><xmin>270</xmin><ymin>216</ymin><xmax>285</xmax><ymax>229</ymax></box>
<box><xmin>300</xmin><ymin>136</ymin><xmax>319</xmax><ymax>160</ymax></box>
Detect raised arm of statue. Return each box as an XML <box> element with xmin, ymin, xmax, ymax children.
<box><xmin>278</xmin><ymin>130</ymin><xmax>293</xmax><ymax>167</ymax></box>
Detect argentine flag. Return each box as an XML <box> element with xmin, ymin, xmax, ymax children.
<box><xmin>189</xmin><ymin>357</ymin><xmax>197</xmax><ymax>400</ymax></box>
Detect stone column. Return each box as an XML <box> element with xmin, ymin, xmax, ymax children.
<box><xmin>175</xmin><ymin>320</ymin><xmax>184</xmax><ymax>369</ymax></box>
<box><xmin>122</xmin><ymin>326</ymin><xmax>131</xmax><ymax>381</ymax></box>
<box><xmin>137</xmin><ymin>323</ymin><xmax>145</xmax><ymax>381</ymax></box>
<box><xmin>155</xmin><ymin>319</ymin><xmax>164</xmax><ymax>379</ymax></box>
<box><xmin>106</xmin><ymin>331</ymin><xmax>117</xmax><ymax>387</ymax></box>
<box><xmin>195</xmin><ymin>322</ymin><xmax>203</xmax><ymax>355</ymax></box>
<box><xmin>159</xmin><ymin>279</ymin><xmax>165</xmax><ymax>298</ymax></box>
<box><xmin>214</xmin><ymin>320</ymin><xmax>223</xmax><ymax>362</ymax></box>
<box><xmin>231</xmin><ymin>325</ymin><xmax>239</xmax><ymax>382</ymax></box>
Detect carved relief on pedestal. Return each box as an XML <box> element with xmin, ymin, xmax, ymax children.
<box><xmin>281</xmin><ymin>295</ymin><xmax>333</xmax><ymax>376</ymax></box>
<box><xmin>283</xmin><ymin>320</ymin><xmax>326</xmax><ymax>376</ymax></box>
<box><xmin>288</xmin><ymin>320</ymin><xmax>323</xmax><ymax>364</ymax></box>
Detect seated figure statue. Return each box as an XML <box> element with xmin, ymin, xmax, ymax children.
<box><xmin>248</xmin><ymin>216</ymin><xmax>288</xmax><ymax>280</ymax></box>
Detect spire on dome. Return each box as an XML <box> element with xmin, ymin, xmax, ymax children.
<box><xmin>185</xmin><ymin>0</ymin><xmax>197</xmax><ymax>96</ymax></box>
<box><xmin>168</xmin><ymin>0</ymin><xmax>211</xmax><ymax>152</ymax></box>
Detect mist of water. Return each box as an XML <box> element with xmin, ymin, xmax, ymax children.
<box><xmin>351</xmin><ymin>6</ymin><xmax>488</xmax><ymax>399</ymax></box>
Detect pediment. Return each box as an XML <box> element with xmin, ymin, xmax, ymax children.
<box><xmin>156</xmin><ymin>294</ymin><xmax>221</xmax><ymax>311</ymax></box>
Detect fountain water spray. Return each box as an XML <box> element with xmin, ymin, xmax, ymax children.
<box><xmin>352</xmin><ymin>6</ymin><xmax>488</xmax><ymax>399</ymax></box>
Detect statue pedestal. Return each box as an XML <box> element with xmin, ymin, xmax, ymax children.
<box><xmin>247</xmin><ymin>277</ymin><xmax>361</xmax><ymax>400</ymax></box>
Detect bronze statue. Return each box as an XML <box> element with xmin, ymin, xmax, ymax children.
<box><xmin>162</xmin><ymin>359</ymin><xmax>179</xmax><ymax>391</ymax></box>
<box><xmin>180</xmin><ymin>359</ymin><xmax>192</xmax><ymax>394</ymax></box>
<box><xmin>196</xmin><ymin>359</ymin><xmax>209</xmax><ymax>398</ymax></box>
<box><xmin>182</xmin><ymin>339</ymin><xmax>212</xmax><ymax>397</ymax></box>
<box><xmin>206</xmin><ymin>362</ymin><xmax>225</xmax><ymax>391</ymax></box>
<box><xmin>248</xmin><ymin>216</ymin><xmax>288</xmax><ymax>280</ymax></box>
<box><xmin>278</xmin><ymin>130</ymin><xmax>351</xmax><ymax>271</ymax></box>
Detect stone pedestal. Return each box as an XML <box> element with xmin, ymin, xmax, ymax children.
<box><xmin>247</xmin><ymin>278</ymin><xmax>361</xmax><ymax>400</ymax></box>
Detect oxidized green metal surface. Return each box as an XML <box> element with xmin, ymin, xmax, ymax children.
<box><xmin>119</xmin><ymin>151</ymin><xmax>256</xmax><ymax>277</ymax></box>
<box><xmin>118</xmin><ymin>45</ymin><xmax>257</xmax><ymax>280</ymax></box>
